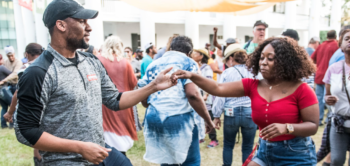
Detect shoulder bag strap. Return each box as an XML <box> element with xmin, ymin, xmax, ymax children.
<box><xmin>233</xmin><ymin>66</ymin><xmax>244</xmax><ymax>78</ymax></box>
<box><xmin>343</xmin><ymin>62</ymin><xmax>350</xmax><ymax>104</ymax></box>
<box><xmin>244</xmin><ymin>40</ymin><xmax>251</xmax><ymax>50</ymax></box>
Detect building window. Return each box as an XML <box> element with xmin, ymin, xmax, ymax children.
<box><xmin>245</xmin><ymin>35</ymin><xmax>253</xmax><ymax>43</ymax></box>
<box><xmin>0</xmin><ymin>0</ymin><xmax>17</xmax><ymax>54</ymax></box>
<box><xmin>273</xmin><ymin>2</ymin><xmax>285</xmax><ymax>14</ymax></box>
<box><xmin>131</xmin><ymin>33</ymin><xmax>140</xmax><ymax>52</ymax></box>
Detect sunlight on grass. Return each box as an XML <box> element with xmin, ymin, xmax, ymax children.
<box><xmin>0</xmin><ymin>105</ymin><xmax>348</xmax><ymax>166</ymax></box>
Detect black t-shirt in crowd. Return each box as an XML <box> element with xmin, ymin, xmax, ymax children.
<box><xmin>67</xmin><ymin>56</ymin><xmax>78</xmax><ymax>66</ymax></box>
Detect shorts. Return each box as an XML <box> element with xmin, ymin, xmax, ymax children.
<box><xmin>252</xmin><ymin>137</ymin><xmax>317</xmax><ymax>166</ymax></box>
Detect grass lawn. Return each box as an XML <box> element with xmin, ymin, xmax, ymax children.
<box><xmin>1</xmin><ymin>105</ymin><xmax>348</xmax><ymax>166</ymax></box>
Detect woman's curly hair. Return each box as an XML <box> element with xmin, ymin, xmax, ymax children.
<box><xmin>246</xmin><ymin>37</ymin><xmax>316</xmax><ymax>81</ymax></box>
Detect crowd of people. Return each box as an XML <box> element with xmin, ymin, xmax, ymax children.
<box><xmin>0</xmin><ymin>0</ymin><xmax>349</xmax><ymax>166</ymax></box>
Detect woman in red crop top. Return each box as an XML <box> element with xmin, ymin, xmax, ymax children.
<box><xmin>173</xmin><ymin>37</ymin><xmax>319</xmax><ymax>166</ymax></box>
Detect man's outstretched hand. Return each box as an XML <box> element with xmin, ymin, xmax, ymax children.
<box><xmin>153</xmin><ymin>67</ymin><xmax>178</xmax><ymax>91</ymax></box>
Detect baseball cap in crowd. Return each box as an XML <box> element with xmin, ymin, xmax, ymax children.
<box><xmin>193</xmin><ymin>48</ymin><xmax>209</xmax><ymax>59</ymax></box>
<box><xmin>254</xmin><ymin>20</ymin><xmax>269</xmax><ymax>28</ymax></box>
<box><xmin>135</xmin><ymin>48</ymin><xmax>143</xmax><ymax>53</ymax></box>
<box><xmin>282</xmin><ymin>29</ymin><xmax>300</xmax><ymax>41</ymax></box>
<box><xmin>145</xmin><ymin>43</ymin><xmax>154</xmax><ymax>50</ymax></box>
<box><xmin>223</xmin><ymin>44</ymin><xmax>245</xmax><ymax>63</ymax></box>
<box><xmin>310</xmin><ymin>36</ymin><xmax>320</xmax><ymax>43</ymax></box>
<box><xmin>4</xmin><ymin>46</ymin><xmax>15</xmax><ymax>55</ymax></box>
<box><xmin>226</xmin><ymin>38</ymin><xmax>236</xmax><ymax>44</ymax></box>
<box><xmin>43</xmin><ymin>0</ymin><xmax>99</xmax><ymax>28</ymax></box>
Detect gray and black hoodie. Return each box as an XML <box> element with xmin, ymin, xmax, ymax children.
<box><xmin>14</xmin><ymin>45</ymin><xmax>122</xmax><ymax>165</ymax></box>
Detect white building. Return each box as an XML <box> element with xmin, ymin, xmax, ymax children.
<box><xmin>0</xmin><ymin>0</ymin><xmax>343</xmax><ymax>59</ymax></box>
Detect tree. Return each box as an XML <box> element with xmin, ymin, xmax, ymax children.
<box><xmin>341</xmin><ymin>0</ymin><xmax>350</xmax><ymax>26</ymax></box>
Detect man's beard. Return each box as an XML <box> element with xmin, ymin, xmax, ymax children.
<box><xmin>66</xmin><ymin>36</ymin><xmax>89</xmax><ymax>50</ymax></box>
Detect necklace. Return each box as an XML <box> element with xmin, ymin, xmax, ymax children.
<box><xmin>269</xmin><ymin>84</ymin><xmax>280</xmax><ymax>90</ymax></box>
<box><xmin>265</xmin><ymin>81</ymin><xmax>281</xmax><ymax>90</ymax></box>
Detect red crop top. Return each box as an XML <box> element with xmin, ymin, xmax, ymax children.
<box><xmin>242</xmin><ymin>78</ymin><xmax>318</xmax><ymax>141</ymax></box>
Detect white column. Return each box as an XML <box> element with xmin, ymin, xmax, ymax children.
<box><xmin>308</xmin><ymin>0</ymin><xmax>321</xmax><ymax>39</ymax></box>
<box><xmin>302</xmin><ymin>31</ymin><xmax>309</xmax><ymax>47</ymax></box>
<box><xmin>140</xmin><ymin>10</ymin><xmax>155</xmax><ymax>52</ymax></box>
<box><xmin>85</xmin><ymin>0</ymin><xmax>104</xmax><ymax>48</ymax></box>
<box><xmin>34</xmin><ymin>0</ymin><xmax>49</xmax><ymax>47</ymax></box>
<box><xmin>284</xmin><ymin>1</ymin><xmax>297</xmax><ymax>30</ymax></box>
<box><xmin>185</xmin><ymin>12</ymin><xmax>199</xmax><ymax>48</ymax></box>
<box><xmin>13</xmin><ymin>0</ymin><xmax>26</xmax><ymax>59</ymax></box>
<box><xmin>330</xmin><ymin>0</ymin><xmax>342</xmax><ymax>37</ymax></box>
<box><xmin>21</xmin><ymin>8</ymin><xmax>36</xmax><ymax>47</ymax></box>
<box><xmin>223</xmin><ymin>14</ymin><xmax>237</xmax><ymax>40</ymax></box>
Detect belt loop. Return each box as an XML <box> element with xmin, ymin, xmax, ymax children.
<box><xmin>284</xmin><ymin>140</ymin><xmax>287</xmax><ymax>145</ymax></box>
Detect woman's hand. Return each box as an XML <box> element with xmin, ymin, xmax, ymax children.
<box><xmin>213</xmin><ymin>118</ymin><xmax>221</xmax><ymax>130</ymax></box>
<box><xmin>325</xmin><ymin>95</ymin><xmax>338</xmax><ymax>105</ymax></box>
<box><xmin>171</xmin><ymin>70</ymin><xmax>193</xmax><ymax>80</ymax></box>
<box><xmin>260</xmin><ymin>123</ymin><xmax>288</xmax><ymax>140</ymax></box>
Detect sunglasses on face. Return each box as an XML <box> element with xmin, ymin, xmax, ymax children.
<box><xmin>257</xmin><ymin>28</ymin><xmax>266</xmax><ymax>31</ymax></box>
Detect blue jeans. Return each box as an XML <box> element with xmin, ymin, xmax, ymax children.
<box><xmin>223</xmin><ymin>106</ymin><xmax>256</xmax><ymax>165</ymax></box>
<box><xmin>0</xmin><ymin>99</ymin><xmax>10</xmax><ymax>128</ymax></box>
<box><xmin>0</xmin><ymin>86</ymin><xmax>14</xmax><ymax>128</ymax></box>
<box><xmin>252</xmin><ymin>137</ymin><xmax>317</xmax><ymax>166</ymax></box>
<box><xmin>92</xmin><ymin>144</ymin><xmax>133</xmax><ymax>166</ymax></box>
<box><xmin>161</xmin><ymin>125</ymin><xmax>200</xmax><ymax>166</ymax></box>
<box><xmin>316</xmin><ymin>84</ymin><xmax>325</xmax><ymax>123</ymax></box>
<box><xmin>330</xmin><ymin>122</ymin><xmax>350</xmax><ymax>166</ymax></box>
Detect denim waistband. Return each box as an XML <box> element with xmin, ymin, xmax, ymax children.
<box><xmin>259</xmin><ymin>137</ymin><xmax>312</xmax><ymax>146</ymax></box>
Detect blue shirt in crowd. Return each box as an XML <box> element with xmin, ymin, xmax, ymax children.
<box><xmin>138</xmin><ymin>51</ymin><xmax>199</xmax><ymax>164</ymax></box>
<box><xmin>140</xmin><ymin>54</ymin><xmax>153</xmax><ymax>79</ymax></box>
<box><xmin>153</xmin><ymin>47</ymin><xmax>166</xmax><ymax>60</ymax></box>
<box><xmin>305</xmin><ymin>47</ymin><xmax>315</xmax><ymax>56</ymax></box>
<box><xmin>329</xmin><ymin>48</ymin><xmax>345</xmax><ymax>66</ymax></box>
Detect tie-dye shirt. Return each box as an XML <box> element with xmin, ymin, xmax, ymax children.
<box><xmin>138</xmin><ymin>51</ymin><xmax>199</xmax><ymax>164</ymax></box>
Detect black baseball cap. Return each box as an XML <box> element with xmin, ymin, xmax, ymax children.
<box><xmin>43</xmin><ymin>0</ymin><xmax>99</xmax><ymax>28</ymax></box>
<box><xmin>254</xmin><ymin>20</ymin><xmax>268</xmax><ymax>28</ymax></box>
<box><xmin>282</xmin><ymin>29</ymin><xmax>300</xmax><ymax>41</ymax></box>
<box><xmin>136</xmin><ymin>48</ymin><xmax>143</xmax><ymax>53</ymax></box>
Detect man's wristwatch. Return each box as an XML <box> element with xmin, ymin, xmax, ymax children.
<box><xmin>286</xmin><ymin>123</ymin><xmax>294</xmax><ymax>134</ymax></box>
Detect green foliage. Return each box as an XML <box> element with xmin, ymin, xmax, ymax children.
<box><xmin>320</xmin><ymin>31</ymin><xmax>328</xmax><ymax>43</ymax></box>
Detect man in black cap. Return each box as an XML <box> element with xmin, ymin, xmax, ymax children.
<box><xmin>14</xmin><ymin>0</ymin><xmax>176</xmax><ymax>165</ymax></box>
<box><xmin>243</xmin><ymin>20</ymin><xmax>268</xmax><ymax>54</ymax></box>
<box><xmin>282</xmin><ymin>29</ymin><xmax>300</xmax><ymax>41</ymax></box>
<box><xmin>135</xmin><ymin>48</ymin><xmax>144</xmax><ymax>60</ymax></box>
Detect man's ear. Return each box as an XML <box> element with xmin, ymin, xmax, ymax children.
<box><xmin>56</xmin><ymin>20</ymin><xmax>67</xmax><ymax>33</ymax></box>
